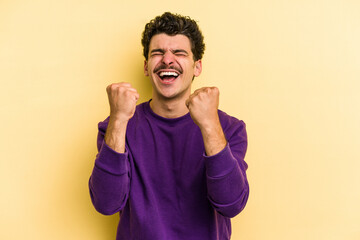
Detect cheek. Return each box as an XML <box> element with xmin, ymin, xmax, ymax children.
<box><xmin>185</xmin><ymin>63</ymin><xmax>196</xmax><ymax>75</ymax></box>
<box><xmin>179</xmin><ymin>60</ymin><xmax>194</xmax><ymax>71</ymax></box>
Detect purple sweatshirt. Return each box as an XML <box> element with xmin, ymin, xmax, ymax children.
<box><xmin>89</xmin><ymin>101</ymin><xmax>249</xmax><ymax>240</ymax></box>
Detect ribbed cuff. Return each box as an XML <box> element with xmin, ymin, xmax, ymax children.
<box><xmin>204</xmin><ymin>143</ymin><xmax>237</xmax><ymax>178</ymax></box>
<box><xmin>95</xmin><ymin>141</ymin><xmax>129</xmax><ymax>175</ymax></box>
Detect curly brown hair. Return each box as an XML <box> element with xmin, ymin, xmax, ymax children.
<box><xmin>141</xmin><ymin>12</ymin><xmax>205</xmax><ymax>61</ymax></box>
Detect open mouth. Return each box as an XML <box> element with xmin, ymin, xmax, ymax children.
<box><xmin>157</xmin><ymin>71</ymin><xmax>180</xmax><ymax>83</ymax></box>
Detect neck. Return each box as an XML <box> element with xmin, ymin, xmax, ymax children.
<box><xmin>150</xmin><ymin>95</ymin><xmax>190</xmax><ymax>119</ymax></box>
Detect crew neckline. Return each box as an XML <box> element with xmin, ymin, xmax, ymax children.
<box><xmin>143</xmin><ymin>100</ymin><xmax>192</xmax><ymax>124</ymax></box>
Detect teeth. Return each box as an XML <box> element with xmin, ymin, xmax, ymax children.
<box><xmin>159</xmin><ymin>72</ymin><xmax>179</xmax><ymax>77</ymax></box>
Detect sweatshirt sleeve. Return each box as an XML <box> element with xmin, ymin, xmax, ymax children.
<box><xmin>88</xmin><ymin>119</ymin><xmax>131</xmax><ymax>215</ymax></box>
<box><xmin>205</xmin><ymin>119</ymin><xmax>249</xmax><ymax>218</ymax></box>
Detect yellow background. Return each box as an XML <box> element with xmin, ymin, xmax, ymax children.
<box><xmin>1</xmin><ymin>0</ymin><xmax>359</xmax><ymax>239</ymax></box>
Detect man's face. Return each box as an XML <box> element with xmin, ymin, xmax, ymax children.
<box><xmin>144</xmin><ymin>33</ymin><xmax>202</xmax><ymax>101</ymax></box>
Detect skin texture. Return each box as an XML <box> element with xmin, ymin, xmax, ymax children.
<box><xmin>185</xmin><ymin>87</ymin><xmax>227</xmax><ymax>156</ymax></box>
<box><xmin>104</xmin><ymin>82</ymin><xmax>139</xmax><ymax>153</ymax></box>
<box><xmin>144</xmin><ymin>34</ymin><xmax>202</xmax><ymax>118</ymax></box>
<box><xmin>105</xmin><ymin>33</ymin><xmax>227</xmax><ymax>156</ymax></box>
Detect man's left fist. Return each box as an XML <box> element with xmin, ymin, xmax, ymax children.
<box><xmin>185</xmin><ymin>87</ymin><xmax>220</xmax><ymax>129</ymax></box>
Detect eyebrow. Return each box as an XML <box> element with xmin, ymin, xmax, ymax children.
<box><xmin>150</xmin><ymin>49</ymin><xmax>189</xmax><ymax>55</ymax></box>
<box><xmin>150</xmin><ymin>49</ymin><xmax>165</xmax><ymax>54</ymax></box>
<box><xmin>172</xmin><ymin>49</ymin><xmax>189</xmax><ymax>55</ymax></box>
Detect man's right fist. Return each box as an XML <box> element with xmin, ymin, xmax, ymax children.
<box><xmin>106</xmin><ymin>82</ymin><xmax>139</xmax><ymax>122</ymax></box>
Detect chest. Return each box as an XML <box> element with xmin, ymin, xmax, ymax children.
<box><xmin>126</xmin><ymin>118</ymin><xmax>206</xmax><ymax>190</ymax></box>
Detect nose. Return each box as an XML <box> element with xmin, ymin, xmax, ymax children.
<box><xmin>162</xmin><ymin>51</ymin><xmax>175</xmax><ymax>66</ymax></box>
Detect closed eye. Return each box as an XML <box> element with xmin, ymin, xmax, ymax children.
<box><xmin>151</xmin><ymin>53</ymin><xmax>163</xmax><ymax>57</ymax></box>
<box><xmin>150</xmin><ymin>49</ymin><xmax>165</xmax><ymax>57</ymax></box>
<box><xmin>173</xmin><ymin>50</ymin><xmax>188</xmax><ymax>56</ymax></box>
<box><xmin>149</xmin><ymin>49</ymin><xmax>189</xmax><ymax>57</ymax></box>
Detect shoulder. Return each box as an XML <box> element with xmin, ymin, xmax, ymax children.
<box><xmin>218</xmin><ymin>110</ymin><xmax>246</xmax><ymax>131</ymax></box>
<box><xmin>218</xmin><ymin>109</ymin><xmax>247</xmax><ymax>141</ymax></box>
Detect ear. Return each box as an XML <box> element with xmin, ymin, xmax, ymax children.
<box><xmin>193</xmin><ymin>60</ymin><xmax>202</xmax><ymax>77</ymax></box>
<box><xmin>144</xmin><ymin>60</ymin><xmax>149</xmax><ymax>76</ymax></box>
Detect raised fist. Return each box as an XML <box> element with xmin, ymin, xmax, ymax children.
<box><xmin>106</xmin><ymin>82</ymin><xmax>139</xmax><ymax>122</ymax></box>
<box><xmin>185</xmin><ymin>87</ymin><xmax>220</xmax><ymax>130</ymax></box>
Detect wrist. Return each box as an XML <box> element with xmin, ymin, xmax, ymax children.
<box><xmin>105</xmin><ymin>116</ymin><xmax>129</xmax><ymax>153</ymax></box>
<box><xmin>197</xmin><ymin>116</ymin><xmax>221</xmax><ymax>133</ymax></box>
<box><xmin>199</xmin><ymin>120</ymin><xmax>227</xmax><ymax>156</ymax></box>
<box><xmin>109</xmin><ymin>113</ymin><xmax>130</xmax><ymax>126</ymax></box>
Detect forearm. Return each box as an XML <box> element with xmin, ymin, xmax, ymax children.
<box><xmin>104</xmin><ymin>116</ymin><xmax>128</xmax><ymax>153</ymax></box>
<box><xmin>199</xmin><ymin>117</ymin><xmax>227</xmax><ymax>156</ymax></box>
<box><xmin>90</xmin><ymin>82</ymin><xmax>137</xmax><ymax>215</ymax></box>
<box><xmin>104</xmin><ymin>82</ymin><xmax>139</xmax><ymax>153</ymax></box>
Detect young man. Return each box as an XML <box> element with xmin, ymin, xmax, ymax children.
<box><xmin>89</xmin><ymin>12</ymin><xmax>249</xmax><ymax>240</ymax></box>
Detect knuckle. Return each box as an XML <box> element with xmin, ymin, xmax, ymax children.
<box><xmin>119</xmin><ymin>85</ymin><xmax>130</xmax><ymax>93</ymax></box>
<box><xmin>124</xmin><ymin>89</ymin><xmax>136</xmax><ymax>99</ymax></box>
<box><xmin>107</xmin><ymin>84</ymin><xmax>117</xmax><ymax>93</ymax></box>
<box><xmin>106</xmin><ymin>83</ymin><xmax>113</xmax><ymax>89</ymax></box>
<box><xmin>192</xmin><ymin>95</ymin><xmax>200</xmax><ymax>103</ymax></box>
<box><xmin>125</xmin><ymin>90</ymin><xmax>133</xmax><ymax>96</ymax></box>
<box><xmin>199</xmin><ymin>91</ymin><xmax>206</xmax><ymax>97</ymax></box>
<box><xmin>111</xmin><ymin>84</ymin><xmax>118</xmax><ymax>91</ymax></box>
